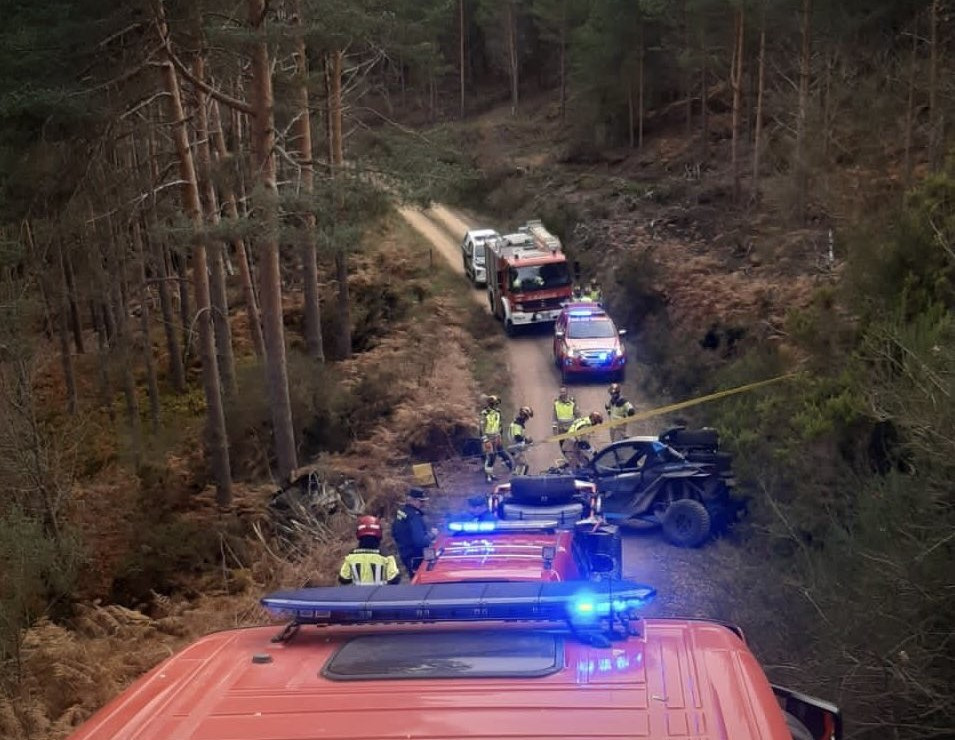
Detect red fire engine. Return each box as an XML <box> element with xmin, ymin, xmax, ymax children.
<box><xmin>485</xmin><ymin>219</ymin><xmax>573</xmax><ymax>335</ymax></box>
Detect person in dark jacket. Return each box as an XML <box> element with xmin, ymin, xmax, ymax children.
<box><xmin>391</xmin><ymin>487</ymin><xmax>434</xmax><ymax>576</ymax></box>
<box><xmin>467</xmin><ymin>494</ymin><xmax>497</xmax><ymax>522</ymax></box>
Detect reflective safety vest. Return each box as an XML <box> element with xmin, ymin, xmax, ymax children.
<box><xmin>568</xmin><ymin>417</ymin><xmax>593</xmax><ymax>436</ymax></box>
<box><xmin>554</xmin><ymin>398</ymin><xmax>577</xmax><ymax>423</ymax></box>
<box><xmin>606</xmin><ymin>397</ymin><xmax>635</xmax><ymax>420</ymax></box>
<box><xmin>509</xmin><ymin>419</ymin><xmax>528</xmax><ymax>443</ymax></box>
<box><xmin>339</xmin><ymin>548</ymin><xmax>400</xmax><ymax>585</ymax></box>
<box><xmin>587</xmin><ymin>289</ymin><xmax>602</xmax><ymax>303</ymax></box>
<box><xmin>481</xmin><ymin>407</ymin><xmax>502</xmax><ymax>436</ymax></box>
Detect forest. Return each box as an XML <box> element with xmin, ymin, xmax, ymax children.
<box><xmin>0</xmin><ymin>0</ymin><xmax>953</xmax><ymax>737</ymax></box>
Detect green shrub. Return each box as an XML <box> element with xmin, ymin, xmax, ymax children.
<box><xmin>0</xmin><ymin>508</ymin><xmax>82</xmax><ymax>667</ymax></box>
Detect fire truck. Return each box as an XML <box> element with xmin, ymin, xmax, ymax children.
<box><xmin>485</xmin><ymin>219</ymin><xmax>574</xmax><ymax>335</ymax></box>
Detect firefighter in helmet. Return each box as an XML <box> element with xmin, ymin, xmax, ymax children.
<box><xmin>552</xmin><ymin>386</ymin><xmax>579</xmax><ymax>434</ymax></box>
<box><xmin>480</xmin><ymin>394</ymin><xmax>513</xmax><ymax>483</ymax></box>
<box><xmin>508</xmin><ymin>405</ymin><xmax>534</xmax><ymax>475</ymax></box>
<box><xmin>561</xmin><ymin>411</ymin><xmax>603</xmax><ymax>470</ymax></box>
<box><xmin>586</xmin><ymin>278</ymin><xmax>603</xmax><ymax>304</ymax></box>
<box><xmin>605</xmin><ymin>383</ymin><xmax>636</xmax><ymax>442</ymax></box>
<box><xmin>338</xmin><ymin>516</ymin><xmax>401</xmax><ymax>585</ymax></box>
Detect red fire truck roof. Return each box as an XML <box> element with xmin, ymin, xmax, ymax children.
<box><xmin>70</xmin><ymin>616</ymin><xmax>795</xmax><ymax>740</ymax></box>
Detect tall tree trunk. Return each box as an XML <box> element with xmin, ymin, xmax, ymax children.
<box><xmin>55</xmin><ymin>242</ymin><xmax>77</xmax><ymax>415</ymax></box>
<box><xmin>155</xmin><ymin>237</ymin><xmax>186</xmax><ymax>392</ymax></box>
<box><xmin>193</xmin><ymin>56</ymin><xmax>238</xmax><ymax>397</ymax></box>
<box><xmin>174</xmin><ymin>248</ymin><xmax>193</xmax><ymax>350</ymax></box>
<box><xmin>210</xmin><ymin>101</ymin><xmax>265</xmax><ymax>357</ymax></box>
<box><xmin>459</xmin><ymin>0</ymin><xmax>466</xmax><ymax>118</ymax></box>
<box><xmin>795</xmin><ymin>0</ymin><xmax>812</xmax><ymax>221</ymax></box>
<box><xmin>700</xmin><ymin>27</ymin><xmax>708</xmax><ymax>161</ymax></box>
<box><xmin>627</xmin><ymin>83</ymin><xmax>634</xmax><ymax>149</ymax></box>
<box><xmin>506</xmin><ymin>1</ymin><xmax>519</xmax><ymax>116</ymax></box>
<box><xmin>328</xmin><ymin>48</ymin><xmax>352</xmax><ymax>361</ymax></box>
<box><xmin>111</xmin><ymin>248</ymin><xmax>142</xmax><ymax>464</ymax></box>
<box><xmin>929</xmin><ymin>0</ymin><xmax>942</xmax><ymax>171</ymax></box>
<box><xmin>292</xmin><ymin>0</ymin><xmax>325</xmax><ymax>362</ymax></box>
<box><xmin>146</xmin><ymin>127</ymin><xmax>187</xmax><ymax>392</ymax></box>
<box><xmin>90</xmin><ymin>301</ymin><xmax>114</xmax><ymax>418</ymax></box>
<box><xmin>730</xmin><ymin>8</ymin><xmax>745</xmax><ymax>203</ymax></box>
<box><xmin>683</xmin><ymin>0</ymin><xmax>692</xmax><ymax>134</ymax></box>
<box><xmin>752</xmin><ymin>15</ymin><xmax>766</xmax><ymax>200</ymax></box>
<box><xmin>62</xmin><ymin>251</ymin><xmax>84</xmax><ymax>354</ymax></box>
<box><xmin>158</xmin><ymin>18</ymin><xmax>233</xmax><ymax>505</ymax></box>
<box><xmin>638</xmin><ymin>26</ymin><xmax>645</xmax><ymax>150</ymax></box>
<box><xmin>904</xmin><ymin>15</ymin><xmax>919</xmax><ymax>187</ymax></box>
<box><xmin>559</xmin><ymin>6</ymin><xmax>566</xmax><ymax>121</ymax></box>
<box><xmin>133</xmin><ymin>219</ymin><xmax>161</xmax><ymax>432</ymax></box>
<box><xmin>249</xmin><ymin>0</ymin><xmax>298</xmax><ymax>482</ymax></box>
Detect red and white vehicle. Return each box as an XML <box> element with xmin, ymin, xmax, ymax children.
<box><xmin>72</xmin><ymin>581</ymin><xmax>843</xmax><ymax>740</ymax></box>
<box><xmin>486</xmin><ymin>220</ymin><xmax>574</xmax><ymax>335</ymax></box>
<box><xmin>70</xmin><ymin>485</ymin><xmax>840</xmax><ymax>740</ymax></box>
<box><xmin>413</xmin><ymin>478</ymin><xmax>614</xmax><ymax>585</ymax></box>
<box><xmin>553</xmin><ymin>303</ymin><xmax>628</xmax><ymax>382</ymax></box>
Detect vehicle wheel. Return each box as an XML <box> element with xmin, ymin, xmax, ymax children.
<box><xmin>505</xmin><ymin>320</ymin><xmax>516</xmax><ymax>336</ymax></box>
<box><xmin>612</xmin><ymin>368</ymin><xmax>625</xmax><ymax>383</ymax></box>
<box><xmin>487</xmin><ymin>291</ymin><xmax>495</xmax><ymax>313</ymax></box>
<box><xmin>560</xmin><ymin>367</ymin><xmax>569</xmax><ymax>383</ymax></box>
<box><xmin>661</xmin><ymin>498</ymin><xmax>711</xmax><ymax>547</ymax></box>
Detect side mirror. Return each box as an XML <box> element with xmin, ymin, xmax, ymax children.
<box><xmin>618</xmin><ymin>329</ymin><xmax>627</xmax><ymax>336</ymax></box>
<box><xmin>772</xmin><ymin>685</ymin><xmax>842</xmax><ymax>740</ymax></box>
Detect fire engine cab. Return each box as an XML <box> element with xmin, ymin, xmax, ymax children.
<box><xmin>485</xmin><ymin>219</ymin><xmax>574</xmax><ymax>335</ymax></box>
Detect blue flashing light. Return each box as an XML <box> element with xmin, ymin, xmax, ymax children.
<box><xmin>567</xmin><ymin>309</ymin><xmax>598</xmax><ymax>317</ymax></box>
<box><xmin>261</xmin><ymin>580</ymin><xmax>656</xmax><ymax>628</ymax></box>
<box><xmin>448</xmin><ymin>520</ymin><xmax>497</xmax><ymax>533</ymax></box>
<box><xmin>570</xmin><ymin>592</ymin><xmax>653</xmax><ymax>621</ymax></box>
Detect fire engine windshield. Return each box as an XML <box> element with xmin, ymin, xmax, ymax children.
<box><xmin>473</xmin><ymin>242</ymin><xmax>486</xmax><ymax>263</ymax></box>
<box><xmin>508</xmin><ymin>263</ymin><xmax>572</xmax><ymax>292</ymax></box>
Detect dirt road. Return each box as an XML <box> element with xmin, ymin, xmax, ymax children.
<box><xmin>400</xmin><ymin>204</ymin><xmax>655</xmax><ymax>472</ymax></box>
<box><xmin>399</xmin><ymin>205</ymin><xmax>716</xmax><ymax>617</ymax></box>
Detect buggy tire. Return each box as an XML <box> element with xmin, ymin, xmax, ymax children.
<box><xmin>662</xmin><ymin>498</ymin><xmax>711</xmax><ymax>548</ymax></box>
<box><xmin>505</xmin><ymin>319</ymin><xmax>516</xmax><ymax>337</ymax></box>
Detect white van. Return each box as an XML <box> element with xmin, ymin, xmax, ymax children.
<box><xmin>460</xmin><ymin>228</ymin><xmax>500</xmax><ymax>286</ymax></box>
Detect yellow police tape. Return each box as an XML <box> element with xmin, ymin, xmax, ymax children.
<box><xmin>545</xmin><ymin>372</ymin><xmax>802</xmax><ymax>443</ymax></box>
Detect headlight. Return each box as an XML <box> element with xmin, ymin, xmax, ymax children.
<box><xmin>569</xmin><ymin>348</ymin><xmax>581</xmax><ymax>358</ymax></box>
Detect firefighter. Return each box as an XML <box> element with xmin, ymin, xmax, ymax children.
<box><xmin>508</xmin><ymin>405</ymin><xmax>534</xmax><ymax>475</ymax></box>
<box><xmin>467</xmin><ymin>494</ymin><xmax>496</xmax><ymax>522</ymax></box>
<box><xmin>605</xmin><ymin>383</ymin><xmax>636</xmax><ymax>442</ymax></box>
<box><xmin>480</xmin><ymin>395</ymin><xmax>513</xmax><ymax>483</ymax></box>
<box><xmin>552</xmin><ymin>386</ymin><xmax>579</xmax><ymax>434</ymax></box>
<box><xmin>586</xmin><ymin>278</ymin><xmax>603</xmax><ymax>304</ymax></box>
<box><xmin>392</xmin><ymin>487</ymin><xmax>435</xmax><ymax>576</ymax></box>
<box><xmin>572</xmin><ymin>284</ymin><xmax>585</xmax><ymax>301</ymax></box>
<box><xmin>561</xmin><ymin>411</ymin><xmax>603</xmax><ymax>470</ymax></box>
<box><xmin>338</xmin><ymin>516</ymin><xmax>401</xmax><ymax>585</ymax></box>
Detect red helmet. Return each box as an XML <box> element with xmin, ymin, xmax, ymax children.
<box><xmin>356</xmin><ymin>515</ymin><xmax>382</xmax><ymax>539</ymax></box>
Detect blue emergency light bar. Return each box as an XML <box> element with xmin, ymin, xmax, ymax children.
<box><xmin>262</xmin><ymin>580</ymin><xmax>656</xmax><ymax>626</ymax></box>
<box><xmin>447</xmin><ymin>519</ymin><xmax>561</xmax><ymax>534</ymax></box>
